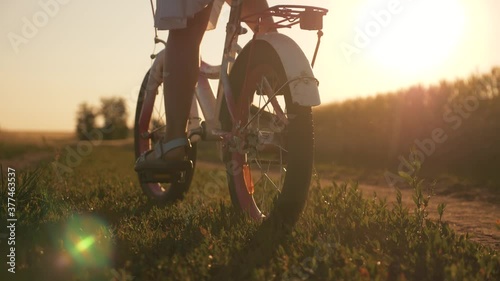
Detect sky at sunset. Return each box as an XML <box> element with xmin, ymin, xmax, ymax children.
<box><xmin>1</xmin><ymin>0</ymin><xmax>499</xmax><ymax>131</ymax></box>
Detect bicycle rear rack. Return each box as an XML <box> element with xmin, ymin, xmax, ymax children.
<box><xmin>242</xmin><ymin>5</ymin><xmax>328</xmax><ymax>68</ymax></box>
<box><xmin>241</xmin><ymin>5</ymin><xmax>328</xmax><ymax>31</ymax></box>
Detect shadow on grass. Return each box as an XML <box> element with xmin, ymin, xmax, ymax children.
<box><xmin>208</xmin><ymin>217</ymin><xmax>294</xmax><ymax>281</ymax></box>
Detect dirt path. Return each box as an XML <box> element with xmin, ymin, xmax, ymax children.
<box><xmin>351</xmin><ymin>182</ymin><xmax>500</xmax><ymax>250</ymax></box>
<box><xmin>1</xmin><ymin>151</ymin><xmax>55</xmax><ymax>170</ymax></box>
<box><xmin>0</xmin><ymin>138</ymin><xmax>133</xmax><ymax>170</ymax></box>
<box><xmin>196</xmin><ymin>161</ymin><xmax>500</xmax><ymax>250</ymax></box>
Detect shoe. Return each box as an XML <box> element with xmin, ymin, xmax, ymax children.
<box><xmin>135</xmin><ymin>138</ymin><xmax>193</xmax><ymax>183</ymax></box>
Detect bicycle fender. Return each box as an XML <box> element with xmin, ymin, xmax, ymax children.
<box><xmin>255</xmin><ymin>33</ymin><xmax>321</xmax><ymax>106</ymax></box>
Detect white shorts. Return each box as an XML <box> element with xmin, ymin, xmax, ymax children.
<box><xmin>155</xmin><ymin>0</ymin><xmax>224</xmax><ymax>30</ymax></box>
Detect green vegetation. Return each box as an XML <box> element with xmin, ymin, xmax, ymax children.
<box><xmin>1</xmin><ymin>145</ymin><xmax>498</xmax><ymax>280</ymax></box>
<box><xmin>76</xmin><ymin>97</ymin><xmax>129</xmax><ymax>141</ymax></box>
<box><xmin>314</xmin><ymin>67</ymin><xmax>500</xmax><ymax>184</ymax></box>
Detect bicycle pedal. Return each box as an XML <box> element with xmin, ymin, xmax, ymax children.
<box><xmin>137</xmin><ymin>161</ymin><xmax>193</xmax><ymax>183</ymax></box>
<box><xmin>138</xmin><ymin>171</ymin><xmax>177</xmax><ymax>183</ymax></box>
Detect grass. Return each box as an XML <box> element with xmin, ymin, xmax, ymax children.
<box><xmin>0</xmin><ymin>144</ymin><xmax>499</xmax><ymax>281</ymax></box>
<box><xmin>0</xmin><ymin>130</ymin><xmax>74</xmax><ymax>160</ymax></box>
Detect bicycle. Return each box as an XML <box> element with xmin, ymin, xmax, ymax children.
<box><xmin>134</xmin><ymin>1</ymin><xmax>328</xmax><ymax>225</ymax></box>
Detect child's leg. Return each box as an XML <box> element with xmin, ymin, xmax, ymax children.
<box><xmin>227</xmin><ymin>0</ymin><xmax>277</xmax><ymax>33</ymax></box>
<box><xmin>162</xmin><ymin>2</ymin><xmax>213</xmax><ymax>159</ymax></box>
<box><xmin>154</xmin><ymin>0</ymin><xmax>273</xmax><ymax>161</ymax></box>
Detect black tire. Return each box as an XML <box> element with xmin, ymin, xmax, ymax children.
<box><xmin>220</xmin><ymin>40</ymin><xmax>314</xmax><ymax>225</ymax></box>
<box><xmin>134</xmin><ymin>70</ymin><xmax>197</xmax><ymax>203</ymax></box>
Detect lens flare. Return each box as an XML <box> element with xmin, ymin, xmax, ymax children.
<box><xmin>62</xmin><ymin>215</ymin><xmax>113</xmax><ymax>269</ymax></box>
<box><xmin>76</xmin><ymin>235</ymin><xmax>96</xmax><ymax>252</ymax></box>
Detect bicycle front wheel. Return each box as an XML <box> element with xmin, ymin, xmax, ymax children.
<box><xmin>220</xmin><ymin>40</ymin><xmax>314</xmax><ymax>225</ymax></box>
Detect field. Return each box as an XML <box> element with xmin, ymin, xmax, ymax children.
<box><xmin>0</xmin><ymin>130</ymin><xmax>73</xmax><ymax>166</ymax></box>
<box><xmin>0</xmin><ymin>131</ymin><xmax>499</xmax><ymax>281</ymax></box>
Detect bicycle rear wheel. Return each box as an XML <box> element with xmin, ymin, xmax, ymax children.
<box><xmin>134</xmin><ymin>70</ymin><xmax>197</xmax><ymax>203</ymax></box>
<box><xmin>220</xmin><ymin>40</ymin><xmax>314</xmax><ymax>225</ymax></box>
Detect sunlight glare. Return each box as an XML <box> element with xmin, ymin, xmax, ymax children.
<box><xmin>369</xmin><ymin>0</ymin><xmax>466</xmax><ymax>73</ymax></box>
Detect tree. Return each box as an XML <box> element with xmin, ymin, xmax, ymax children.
<box><xmin>76</xmin><ymin>102</ymin><xmax>97</xmax><ymax>140</ymax></box>
<box><xmin>99</xmin><ymin>97</ymin><xmax>129</xmax><ymax>140</ymax></box>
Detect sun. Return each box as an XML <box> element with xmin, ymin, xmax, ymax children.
<box><xmin>367</xmin><ymin>0</ymin><xmax>466</xmax><ymax>74</ymax></box>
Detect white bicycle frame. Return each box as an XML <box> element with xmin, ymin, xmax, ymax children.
<box><xmin>142</xmin><ymin>3</ymin><xmax>324</xmax><ymax>145</ymax></box>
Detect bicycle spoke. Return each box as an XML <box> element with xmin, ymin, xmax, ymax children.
<box><xmin>261</xmin><ymin>77</ymin><xmax>288</xmax><ymax>125</ymax></box>
<box><xmin>238</xmin><ymin>73</ymin><xmax>293</xmax><ymax>215</ymax></box>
